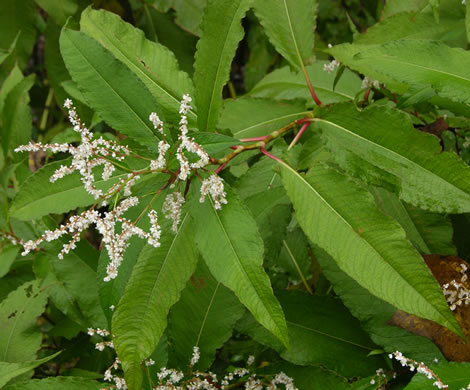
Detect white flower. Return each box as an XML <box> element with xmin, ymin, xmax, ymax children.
<box><xmin>362</xmin><ymin>77</ymin><xmax>381</xmax><ymax>90</ymax></box>
<box><xmin>162</xmin><ymin>192</ymin><xmax>185</xmax><ymax>233</ymax></box>
<box><xmin>190</xmin><ymin>346</ymin><xmax>200</xmax><ymax>367</ymax></box>
<box><xmin>323</xmin><ymin>59</ymin><xmax>340</xmax><ymax>73</ymax></box>
<box><xmin>200</xmin><ymin>175</ymin><xmax>227</xmax><ymax>210</ymax></box>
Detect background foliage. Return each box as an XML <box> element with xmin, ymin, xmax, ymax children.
<box><xmin>1</xmin><ymin>0</ymin><xmax>470</xmax><ymax>389</ymax></box>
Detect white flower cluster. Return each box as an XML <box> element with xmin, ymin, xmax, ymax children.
<box><xmin>442</xmin><ymin>263</ymin><xmax>469</xmax><ymax>311</ymax></box>
<box><xmin>19</xmin><ymin>197</ymin><xmax>161</xmax><ymax>281</ymax></box>
<box><xmin>103</xmin><ymin>357</ymin><xmax>127</xmax><ymax>390</ymax></box>
<box><xmin>15</xmin><ymin>99</ymin><xmax>130</xmax><ymax>199</ymax></box>
<box><xmin>200</xmin><ymin>174</ymin><xmax>227</xmax><ymax>210</ymax></box>
<box><xmin>369</xmin><ymin>367</ymin><xmax>392</xmax><ymax>386</ymax></box>
<box><xmin>389</xmin><ymin>351</ymin><xmax>447</xmax><ymax>389</ymax></box>
<box><xmin>361</xmin><ymin>77</ymin><xmax>381</xmax><ymax>90</ymax></box>
<box><xmin>323</xmin><ymin>59</ymin><xmax>340</xmax><ymax>73</ymax></box>
<box><xmin>176</xmin><ymin>94</ymin><xmax>210</xmax><ymax>181</ymax></box>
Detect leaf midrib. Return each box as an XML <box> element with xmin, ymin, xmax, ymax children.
<box><xmin>251</xmin><ymin>81</ymin><xmax>354</xmax><ymax>100</ymax></box>
<box><xmin>203</xmin><ymin>2</ymin><xmax>245</xmax><ymax>132</ymax></box>
<box><xmin>124</xmin><ymin>213</ymin><xmax>190</xmax><ymax>359</ymax></box>
<box><xmin>209</xmin><ymin>197</ymin><xmax>281</xmax><ymax>335</ymax></box>
<box><xmin>287</xmin><ymin>321</ymin><xmax>373</xmax><ymax>350</ymax></box>
<box><xmin>280</xmin><ymin>162</ymin><xmax>445</xmax><ymax>320</ymax></box>
<box><xmin>314</xmin><ymin>117</ymin><xmax>470</xmax><ymax>199</ymax></box>
<box><xmin>369</xmin><ymin>55</ymin><xmax>470</xmax><ymax>84</ymax></box>
<box><xmin>195</xmin><ymin>282</ymin><xmax>220</xmax><ymax>347</ymax></box>
<box><xmin>233</xmin><ymin>111</ymin><xmax>310</xmax><ymax>137</ymax></box>
<box><xmin>85</xmin><ymin>15</ymin><xmax>197</xmax><ymax>120</ymax></box>
<box><xmin>282</xmin><ymin>0</ymin><xmax>304</xmax><ymax>69</ymax></box>
<box><xmin>65</xmin><ymin>31</ymin><xmax>159</xmax><ymax>142</ymax></box>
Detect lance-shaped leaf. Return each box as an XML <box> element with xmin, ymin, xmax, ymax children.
<box><xmin>218</xmin><ymin>97</ymin><xmax>308</xmax><ymax>139</ymax></box>
<box><xmin>194</xmin><ymin>0</ymin><xmax>252</xmax><ymax>132</ymax></box>
<box><xmin>10</xmin><ymin>159</ymin><xmax>127</xmax><ymax>220</ymax></box>
<box><xmin>168</xmin><ymin>260</ymin><xmax>245</xmax><ymax>371</ymax></box>
<box><xmin>190</xmin><ymin>184</ymin><xmax>289</xmax><ymax>347</ymax></box>
<box><xmin>79</xmin><ymin>8</ymin><xmax>196</xmax><ymax>125</ymax></box>
<box><xmin>0</xmin><ymin>280</ymin><xmax>48</xmax><ymax>362</ymax></box>
<box><xmin>328</xmin><ymin>40</ymin><xmax>470</xmax><ymax>106</ymax></box>
<box><xmin>248</xmin><ymin>64</ymin><xmax>362</xmax><ymax>104</ymax></box>
<box><xmin>280</xmin><ymin>162</ymin><xmax>461</xmax><ymax>336</ymax></box>
<box><xmin>237</xmin><ymin>290</ymin><xmax>384</xmax><ymax>377</ymax></box>
<box><xmin>253</xmin><ymin>0</ymin><xmax>317</xmax><ymax>70</ymax></box>
<box><xmin>112</xmin><ymin>214</ymin><xmax>198</xmax><ymax>390</ymax></box>
<box><xmin>404</xmin><ymin>362</ymin><xmax>470</xmax><ymax>389</ymax></box>
<box><xmin>60</xmin><ymin>28</ymin><xmax>160</xmax><ymax>149</ymax></box>
<box><xmin>314</xmin><ymin>103</ymin><xmax>470</xmax><ymax>213</ymax></box>
<box><xmin>0</xmin><ymin>352</ymin><xmax>61</xmax><ymax>388</ymax></box>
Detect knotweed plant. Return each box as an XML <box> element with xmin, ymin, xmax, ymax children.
<box><xmin>14</xmin><ymin>95</ymin><xmax>227</xmax><ymax>282</ymax></box>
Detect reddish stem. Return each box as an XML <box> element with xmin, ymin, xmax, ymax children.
<box><xmin>260</xmin><ymin>145</ymin><xmax>283</xmax><ymax>163</ymax></box>
<box><xmin>288</xmin><ymin>122</ymin><xmax>310</xmax><ymax>150</ymax></box>
<box><xmin>364</xmin><ymin>88</ymin><xmax>371</xmax><ymax>103</ymax></box>
<box><xmin>215</xmin><ymin>163</ymin><xmax>226</xmax><ymax>174</ymax></box>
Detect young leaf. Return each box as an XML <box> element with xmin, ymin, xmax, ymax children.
<box><xmin>237</xmin><ymin>290</ymin><xmax>385</xmax><ymax>377</ymax></box>
<box><xmin>280</xmin><ymin>162</ymin><xmax>461</xmax><ymax>336</ymax></box>
<box><xmin>168</xmin><ymin>260</ymin><xmax>245</xmax><ymax>371</ymax></box>
<box><xmin>112</xmin><ymin>214</ymin><xmax>198</xmax><ymax>390</ymax></box>
<box><xmin>190</xmin><ymin>184</ymin><xmax>289</xmax><ymax>348</ymax></box>
<box><xmin>218</xmin><ymin>97</ymin><xmax>308</xmax><ymax>139</ymax></box>
<box><xmin>59</xmin><ymin>28</ymin><xmax>161</xmax><ymax>149</ymax></box>
<box><xmin>10</xmin><ymin>159</ymin><xmax>127</xmax><ymax>220</ymax></box>
<box><xmin>80</xmin><ymin>8</ymin><xmax>196</xmax><ymax>126</ymax></box>
<box><xmin>253</xmin><ymin>0</ymin><xmax>317</xmax><ymax>70</ymax></box>
<box><xmin>0</xmin><ymin>352</ymin><xmax>61</xmax><ymax>388</ymax></box>
<box><xmin>315</xmin><ymin>103</ymin><xmax>470</xmax><ymax>213</ymax></box>
<box><xmin>328</xmin><ymin>40</ymin><xmax>470</xmax><ymax>106</ymax></box>
<box><xmin>194</xmin><ymin>0</ymin><xmax>252</xmax><ymax>132</ymax></box>
<box><xmin>248</xmin><ymin>64</ymin><xmax>362</xmax><ymax>104</ymax></box>
<box><xmin>3</xmin><ymin>377</ymin><xmax>104</xmax><ymax>390</ymax></box>
<box><xmin>0</xmin><ymin>280</ymin><xmax>48</xmax><ymax>362</ymax></box>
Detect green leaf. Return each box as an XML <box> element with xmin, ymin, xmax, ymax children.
<box><xmin>237</xmin><ymin>290</ymin><xmax>384</xmax><ymax>377</ymax></box>
<box><xmin>315</xmin><ymin>103</ymin><xmax>470</xmax><ymax>213</ymax></box>
<box><xmin>41</xmin><ymin>239</ymin><xmax>107</xmax><ymax>328</ymax></box>
<box><xmin>10</xmin><ymin>159</ymin><xmax>127</xmax><ymax>220</ymax></box>
<box><xmin>59</xmin><ymin>28</ymin><xmax>161</xmax><ymax>149</ymax></box>
<box><xmin>172</xmin><ymin>0</ymin><xmax>207</xmax><ymax>36</ymax></box>
<box><xmin>253</xmin><ymin>0</ymin><xmax>317</xmax><ymax>70</ymax></box>
<box><xmin>0</xmin><ymin>0</ymin><xmax>37</xmax><ymax>69</ymax></box>
<box><xmin>467</xmin><ymin>0</ymin><xmax>470</xmax><ymax>44</ymax></box>
<box><xmin>248</xmin><ymin>63</ymin><xmax>362</xmax><ymax>104</ymax></box>
<box><xmin>168</xmin><ymin>260</ymin><xmax>245</xmax><ymax>371</ymax></box>
<box><xmin>0</xmin><ymin>352</ymin><xmax>61</xmax><ymax>388</ymax></box>
<box><xmin>80</xmin><ymin>8</ymin><xmax>196</xmax><ymax>126</ymax></box>
<box><xmin>314</xmin><ymin>245</ymin><xmax>445</xmax><ymax>364</ymax></box>
<box><xmin>194</xmin><ymin>0</ymin><xmax>252</xmax><ymax>132</ymax></box>
<box><xmin>190</xmin><ymin>183</ymin><xmax>289</xmax><ymax>348</ymax></box>
<box><xmin>218</xmin><ymin>97</ymin><xmax>308</xmax><ymax>139</ymax></box>
<box><xmin>0</xmin><ymin>245</ymin><xmax>19</xmax><ymax>278</ymax></box>
<box><xmin>328</xmin><ymin>40</ymin><xmax>470</xmax><ymax>106</ymax></box>
<box><xmin>280</xmin><ymin>162</ymin><xmax>461</xmax><ymax>336</ymax></box>
<box><xmin>405</xmin><ymin>362</ymin><xmax>470</xmax><ymax>389</ymax></box>
<box><xmin>3</xmin><ymin>377</ymin><xmax>104</xmax><ymax>390</ymax></box>
<box><xmin>354</xmin><ymin>12</ymin><xmax>467</xmax><ymax>48</ymax></box>
<box><xmin>112</xmin><ymin>214</ymin><xmax>198</xmax><ymax>390</ymax></box>
<box><xmin>0</xmin><ymin>280</ymin><xmax>48</xmax><ymax>362</ymax></box>
<box><xmin>2</xmin><ymin>75</ymin><xmax>34</xmax><ymax>156</ymax></box>
<box><xmin>370</xmin><ymin>187</ymin><xmax>456</xmax><ymax>255</ymax></box>
<box><xmin>34</xmin><ymin>0</ymin><xmax>78</xmax><ymax>26</ymax></box>
<box><xmin>0</xmin><ymin>64</ymin><xmax>23</xmax><ymax>116</ymax></box>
